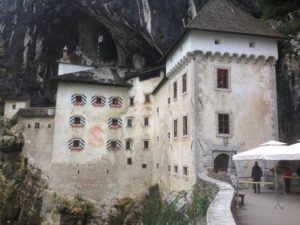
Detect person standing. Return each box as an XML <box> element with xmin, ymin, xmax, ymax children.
<box><xmin>251</xmin><ymin>162</ymin><xmax>263</xmax><ymax>193</ymax></box>
<box><xmin>283</xmin><ymin>165</ymin><xmax>293</xmax><ymax>193</ymax></box>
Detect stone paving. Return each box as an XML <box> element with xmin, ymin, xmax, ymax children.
<box><xmin>235</xmin><ymin>188</ymin><xmax>300</xmax><ymax>225</ymax></box>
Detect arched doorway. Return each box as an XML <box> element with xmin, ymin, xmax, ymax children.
<box><xmin>214</xmin><ymin>154</ymin><xmax>229</xmax><ymax>172</ymax></box>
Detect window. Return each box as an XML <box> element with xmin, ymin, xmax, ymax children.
<box><xmin>217</xmin><ymin>69</ymin><xmax>228</xmax><ymax>89</ymax></box>
<box><xmin>108</xmin><ymin>118</ymin><xmax>122</xmax><ymax>129</ymax></box>
<box><xmin>111</xmin><ymin>141</ymin><xmax>117</xmax><ymax>149</ymax></box>
<box><xmin>173</xmin><ymin>81</ymin><xmax>177</xmax><ymax>99</ymax></box>
<box><xmin>168</xmin><ymin>97</ymin><xmax>171</xmax><ymax>104</ymax></box>
<box><xmin>183</xmin><ymin>116</ymin><xmax>188</xmax><ymax>136</ymax></box>
<box><xmin>168</xmin><ymin>165</ymin><xmax>171</xmax><ymax>172</ymax></box>
<box><xmin>27</xmin><ymin>124</ymin><xmax>31</xmax><ymax>128</ymax></box>
<box><xmin>70</xmin><ymin>116</ymin><xmax>85</xmax><ymax>128</ymax></box>
<box><xmin>168</xmin><ymin>132</ymin><xmax>171</xmax><ymax>140</ymax></box>
<box><xmin>112</xmin><ymin>119</ymin><xmax>118</xmax><ymax>126</ymax></box>
<box><xmin>126</xmin><ymin>140</ymin><xmax>131</xmax><ymax>150</ymax></box>
<box><xmin>107</xmin><ymin>140</ymin><xmax>122</xmax><ymax>150</ymax></box>
<box><xmin>215</xmin><ymin>39</ymin><xmax>220</xmax><ymax>45</ymax></box>
<box><xmin>183</xmin><ymin>166</ymin><xmax>188</xmax><ymax>175</ymax></box>
<box><xmin>74</xmin><ymin>117</ymin><xmax>81</xmax><ymax>125</ymax></box>
<box><xmin>142</xmin><ymin>164</ymin><xmax>147</xmax><ymax>169</ymax></box>
<box><xmin>174</xmin><ymin>165</ymin><xmax>178</xmax><ymax>173</ymax></box>
<box><xmin>76</xmin><ymin>96</ymin><xmax>82</xmax><ymax>103</ymax></box>
<box><xmin>145</xmin><ymin>94</ymin><xmax>151</xmax><ymax>103</ymax></box>
<box><xmin>127</xmin><ymin>118</ymin><xmax>133</xmax><ymax>127</ymax></box>
<box><xmin>34</xmin><ymin>123</ymin><xmax>40</xmax><ymax>129</ymax></box>
<box><xmin>182</xmin><ymin>74</ymin><xmax>187</xmax><ymax>93</ymax></box>
<box><xmin>249</xmin><ymin>42</ymin><xmax>255</xmax><ymax>48</ymax></box>
<box><xmin>144</xmin><ymin>117</ymin><xmax>149</xmax><ymax>126</ymax></box>
<box><xmin>157</xmin><ymin>107</ymin><xmax>159</xmax><ymax>114</ymax></box>
<box><xmin>173</xmin><ymin>119</ymin><xmax>178</xmax><ymax>138</ymax></box>
<box><xmin>12</xmin><ymin>104</ymin><xmax>16</xmax><ymax>109</ymax></box>
<box><xmin>129</xmin><ymin>97</ymin><xmax>134</xmax><ymax>106</ymax></box>
<box><xmin>156</xmin><ymin>163</ymin><xmax>159</xmax><ymax>168</ymax></box>
<box><xmin>68</xmin><ymin>138</ymin><xmax>85</xmax><ymax>151</ymax></box>
<box><xmin>144</xmin><ymin>140</ymin><xmax>149</xmax><ymax>149</ymax></box>
<box><xmin>48</xmin><ymin>124</ymin><xmax>51</xmax><ymax>128</ymax></box>
<box><xmin>92</xmin><ymin>96</ymin><xmax>106</xmax><ymax>107</ymax></box>
<box><xmin>109</xmin><ymin>97</ymin><xmax>122</xmax><ymax>108</ymax></box>
<box><xmin>127</xmin><ymin>158</ymin><xmax>132</xmax><ymax>165</ymax></box>
<box><xmin>218</xmin><ymin>113</ymin><xmax>230</xmax><ymax>134</ymax></box>
<box><xmin>72</xmin><ymin>94</ymin><xmax>86</xmax><ymax>106</ymax></box>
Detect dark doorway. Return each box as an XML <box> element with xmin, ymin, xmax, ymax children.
<box><xmin>214</xmin><ymin>154</ymin><xmax>229</xmax><ymax>172</ymax></box>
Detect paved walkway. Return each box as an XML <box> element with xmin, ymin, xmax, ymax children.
<box><xmin>235</xmin><ymin>188</ymin><xmax>300</xmax><ymax>225</ymax></box>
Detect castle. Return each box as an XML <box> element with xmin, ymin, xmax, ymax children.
<box><xmin>3</xmin><ymin>0</ymin><xmax>282</xmax><ymax>203</ymax></box>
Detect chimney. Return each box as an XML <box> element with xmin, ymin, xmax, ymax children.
<box><xmin>62</xmin><ymin>46</ymin><xmax>68</xmax><ymax>61</ymax></box>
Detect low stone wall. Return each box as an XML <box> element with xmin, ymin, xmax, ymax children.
<box><xmin>198</xmin><ymin>173</ymin><xmax>236</xmax><ymax>225</ymax></box>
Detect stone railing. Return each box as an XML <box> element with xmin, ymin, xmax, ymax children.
<box><xmin>198</xmin><ymin>173</ymin><xmax>236</xmax><ymax>225</ymax></box>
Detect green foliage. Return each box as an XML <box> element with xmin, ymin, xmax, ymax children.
<box><xmin>143</xmin><ymin>184</ymin><xmax>209</xmax><ymax>225</ymax></box>
<box><xmin>257</xmin><ymin>0</ymin><xmax>299</xmax><ymax>20</ymax></box>
<box><xmin>56</xmin><ymin>194</ymin><xmax>95</xmax><ymax>225</ymax></box>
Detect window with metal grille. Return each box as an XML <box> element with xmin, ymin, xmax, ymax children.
<box><xmin>74</xmin><ymin>117</ymin><xmax>81</xmax><ymax>125</ymax></box>
<box><xmin>217</xmin><ymin>69</ymin><xmax>228</xmax><ymax>89</ymax></box>
<box><xmin>142</xmin><ymin>164</ymin><xmax>147</xmax><ymax>169</ymax></box>
<box><xmin>182</xmin><ymin>74</ymin><xmax>187</xmax><ymax>93</ymax></box>
<box><xmin>173</xmin><ymin>81</ymin><xmax>177</xmax><ymax>99</ymax></box>
<box><xmin>183</xmin><ymin>116</ymin><xmax>188</xmax><ymax>136</ymax></box>
<box><xmin>218</xmin><ymin>113</ymin><xmax>230</xmax><ymax>134</ymax></box>
<box><xmin>173</xmin><ymin>119</ymin><xmax>178</xmax><ymax>138</ymax></box>
<box><xmin>35</xmin><ymin>123</ymin><xmax>40</xmax><ymax>129</ymax></box>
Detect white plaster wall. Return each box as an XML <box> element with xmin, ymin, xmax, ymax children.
<box><xmin>51</xmin><ymin>77</ymin><xmax>162</xmax><ymax>203</ymax></box>
<box><xmin>21</xmin><ymin>117</ymin><xmax>54</xmax><ymax>175</ymax></box>
<box><xmin>58</xmin><ymin>63</ymin><xmax>94</xmax><ymax>75</ymax></box>
<box><xmin>195</xmin><ymin>56</ymin><xmax>278</xmax><ymax>173</ymax></box>
<box><xmin>166</xmin><ymin>30</ymin><xmax>278</xmax><ymax>74</ymax></box>
<box><xmin>153</xmin><ymin>67</ymin><xmax>195</xmax><ymax>194</ymax></box>
<box><xmin>4</xmin><ymin>100</ymin><xmax>30</xmax><ymax>118</ymax></box>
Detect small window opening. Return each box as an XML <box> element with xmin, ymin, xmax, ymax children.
<box><xmin>48</xmin><ymin>124</ymin><xmax>51</xmax><ymax>128</ymax></box>
<box><xmin>76</xmin><ymin>96</ymin><xmax>82</xmax><ymax>103</ymax></box>
<box><xmin>142</xmin><ymin>164</ymin><xmax>147</xmax><ymax>169</ymax></box>
<box><xmin>145</xmin><ymin>94</ymin><xmax>151</xmax><ymax>103</ymax></box>
<box><xmin>249</xmin><ymin>42</ymin><xmax>255</xmax><ymax>48</ymax></box>
<box><xmin>12</xmin><ymin>104</ymin><xmax>16</xmax><ymax>109</ymax></box>
<box><xmin>214</xmin><ymin>39</ymin><xmax>220</xmax><ymax>45</ymax></box>
<box><xmin>168</xmin><ymin>165</ymin><xmax>171</xmax><ymax>172</ymax></box>
<box><xmin>127</xmin><ymin>158</ymin><xmax>132</xmax><ymax>165</ymax></box>
<box><xmin>144</xmin><ymin>117</ymin><xmax>149</xmax><ymax>126</ymax></box>
<box><xmin>183</xmin><ymin>166</ymin><xmax>188</xmax><ymax>175</ymax></box>
<box><xmin>34</xmin><ymin>123</ymin><xmax>40</xmax><ymax>129</ymax></box>
<box><xmin>144</xmin><ymin>140</ymin><xmax>149</xmax><ymax>149</ymax></box>
<box><xmin>126</xmin><ymin>140</ymin><xmax>131</xmax><ymax>150</ymax></box>
<box><xmin>27</xmin><ymin>124</ymin><xmax>31</xmax><ymax>128</ymax></box>
<box><xmin>127</xmin><ymin>118</ymin><xmax>132</xmax><ymax>127</ymax></box>
<box><xmin>129</xmin><ymin>97</ymin><xmax>134</xmax><ymax>106</ymax></box>
<box><xmin>174</xmin><ymin>165</ymin><xmax>178</xmax><ymax>173</ymax></box>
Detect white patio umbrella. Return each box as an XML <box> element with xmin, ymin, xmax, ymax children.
<box><xmin>233</xmin><ymin>140</ymin><xmax>287</xmax><ymax>209</ymax></box>
<box><xmin>233</xmin><ymin>140</ymin><xmax>287</xmax><ymax>161</ymax></box>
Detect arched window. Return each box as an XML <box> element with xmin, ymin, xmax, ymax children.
<box><xmin>214</xmin><ymin>154</ymin><xmax>229</xmax><ymax>172</ymax></box>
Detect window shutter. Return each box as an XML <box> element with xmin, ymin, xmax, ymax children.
<box><xmin>109</xmin><ymin>97</ymin><xmax>113</xmax><ymax>106</ymax></box>
<box><xmin>69</xmin><ymin>116</ymin><xmax>75</xmax><ymax>125</ymax></box>
<box><xmin>106</xmin><ymin>140</ymin><xmax>112</xmax><ymax>150</ymax></box>
<box><xmin>71</xmin><ymin>95</ymin><xmax>76</xmax><ymax>104</ymax></box>
<box><xmin>117</xmin><ymin>140</ymin><xmax>122</xmax><ymax>149</ymax></box>
<box><xmin>119</xmin><ymin>98</ymin><xmax>123</xmax><ymax>106</ymax></box>
<box><xmin>80</xmin><ymin>116</ymin><xmax>86</xmax><ymax>126</ymax></box>
<box><xmin>108</xmin><ymin>118</ymin><xmax>113</xmax><ymax>127</ymax></box>
<box><xmin>118</xmin><ymin>119</ymin><xmax>122</xmax><ymax>127</ymax></box>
